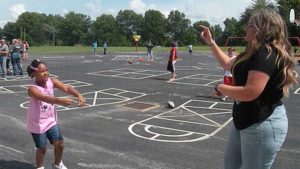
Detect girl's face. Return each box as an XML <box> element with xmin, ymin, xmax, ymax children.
<box><xmin>34</xmin><ymin>64</ymin><xmax>49</xmax><ymax>83</ymax></box>
<box><xmin>228</xmin><ymin>50</ymin><xmax>234</xmax><ymax>57</ymax></box>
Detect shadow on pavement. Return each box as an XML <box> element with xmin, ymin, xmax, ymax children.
<box><xmin>0</xmin><ymin>160</ymin><xmax>35</xmax><ymax>169</ymax></box>
<box><xmin>150</xmin><ymin>77</ymin><xmax>169</xmax><ymax>81</ymax></box>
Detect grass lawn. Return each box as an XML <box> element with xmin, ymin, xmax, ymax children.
<box><xmin>28</xmin><ymin>45</ymin><xmax>299</xmax><ymax>55</ymax></box>
<box><xmin>28</xmin><ymin>45</ymin><xmax>248</xmax><ymax>54</ymax></box>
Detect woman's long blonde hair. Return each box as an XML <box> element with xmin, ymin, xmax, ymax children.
<box><xmin>232</xmin><ymin>9</ymin><xmax>298</xmax><ymax>96</ymax></box>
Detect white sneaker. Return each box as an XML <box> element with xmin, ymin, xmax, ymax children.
<box><xmin>221</xmin><ymin>97</ymin><xmax>228</xmax><ymax>102</ymax></box>
<box><xmin>52</xmin><ymin>161</ymin><xmax>68</xmax><ymax>169</ymax></box>
<box><xmin>37</xmin><ymin>167</ymin><xmax>44</xmax><ymax>169</ymax></box>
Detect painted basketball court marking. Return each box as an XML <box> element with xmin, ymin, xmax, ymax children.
<box><xmin>111</xmin><ymin>55</ymin><xmax>144</xmax><ymax>61</ymax></box>
<box><xmin>86</xmin><ymin>67</ymin><xmax>222</xmax><ymax>82</ymax></box>
<box><xmin>20</xmin><ymin>88</ymin><xmax>146</xmax><ymax>111</ymax></box>
<box><xmin>294</xmin><ymin>88</ymin><xmax>300</xmax><ymax>94</ymax></box>
<box><xmin>87</xmin><ymin>68</ymin><xmax>169</xmax><ymax>79</ymax></box>
<box><xmin>0</xmin><ymin>74</ymin><xmax>58</xmax><ymax>82</ymax></box>
<box><xmin>167</xmin><ymin>73</ymin><xmax>223</xmax><ymax>86</ymax></box>
<box><xmin>0</xmin><ymin>144</ymin><xmax>25</xmax><ymax>155</ymax></box>
<box><xmin>174</xmin><ymin>66</ymin><xmax>202</xmax><ymax>70</ymax></box>
<box><xmin>0</xmin><ymin>75</ymin><xmax>30</xmax><ymax>82</ymax></box>
<box><xmin>41</xmin><ymin>56</ymin><xmax>85</xmax><ymax>60</ymax></box>
<box><xmin>0</xmin><ymin>80</ymin><xmax>92</xmax><ymax>94</ymax></box>
<box><xmin>197</xmin><ymin>62</ymin><xmax>223</xmax><ymax>70</ymax></box>
<box><xmin>128</xmin><ymin>99</ymin><xmax>233</xmax><ymax>143</ymax></box>
<box><xmin>82</xmin><ymin>59</ymin><xmax>103</xmax><ymax>63</ymax></box>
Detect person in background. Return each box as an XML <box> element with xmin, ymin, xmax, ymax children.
<box><xmin>11</xmin><ymin>39</ymin><xmax>24</xmax><ymax>75</ymax></box>
<box><xmin>146</xmin><ymin>40</ymin><xmax>154</xmax><ymax>61</ymax></box>
<box><xmin>187</xmin><ymin>43</ymin><xmax>193</xmax><ymax>55</ymax></box>
<box><xmin>92</xmin><ymin>40</ymin><xmax>97</xmax><ymax>56</ymax></box>
<box><xmin>26</xmin><ymin>59</ymin><xmax>85</xmax><ymax>169</ymax></box>
<box><xmin>200</xmin><ymin>9</ymin><xmax>298</xmax><ymax>169</ymax></box>
<box><xmin>0</xmin><ymin>38</ymin><xmax>9</xmax><ymax>80</ymax></box>
<box><xmin>103</xmin><ymin>41</ymin><xmax>108</xmax><ymax>55</ymax></box>
<box><xmin>6</xmin><ymin>40</ymin><xmax>13</xmax><ymax>76</ymax></box>
<box><xmin>214</xmin><ymin>47</ymin><xmax>236</xmax><ymax>101</ymax></box>
<box><xmin>22</xmin><ymin>41</ymin><xmax>29</xmax><ymax>60</ymax></box>
<box><xmin>175</xmin><ymin>41</ymin><xmax>179</xmax><ymax>49</ymax></box>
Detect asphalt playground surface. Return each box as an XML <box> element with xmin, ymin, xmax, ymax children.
<box><xmin>0</xmin><ymin>49</ymin><xmax>300</xmax><ymax>169</ymax></box>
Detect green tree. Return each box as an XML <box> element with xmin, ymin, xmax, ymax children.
<box><xmin>2</xmin><ymin>22</ymin><xmax>17</xmax><ymax>42</ymax></box>
<box><xmin>221</xmin><ymin>0</ymin><xmax>277</xmax><ymax>46</ymax></box>
<box><xmin>211</xmin><ymin>24</ymin><xmax>223</xmax><ymax>44</ymax></box>
<box><xmin>277</xmin><ymin>0</ymin><xmax>300</xmax><ymax>44</ymax></box>
<box><xmin>222</xmin><ymin>17</ymin><xmax>244</xmax><ymax>46</ymax></box>
<box><xmin>143</xmin><ymin>10</ymin><xmax>166</xmax><ymax>46</ymax></box>
<box><xmin>93</xmin><ymin>14</ymin><xmax>119</xmax><ymax>46</ymax></box>
<box><xmin>116</xmin><ymin>10</ymin><xmax>144</xmax><ymax>45</ymax></box>
<box><xmin>43</xmin><ymin>14</ymin><xmax>63</xmax><ymax>46</ymax></box>
<box><xmin>240</xmin><ymin>0</ymin><xmax>277</xmax><ymax>26</ymax></box>
<box><xmin>58</xmin><ymin>12</ymin><xmax>92</xmax><ymax>45</ymax></box>
<box><xmin>180</xmin><ymin>26</ymin><xmax>198</xmax><ymax>46</ymax></box>
<box><xmin>166</xmin><ymin>10</ymin><xmax>191</xmax><ymax>45</ymax></box>
<box><xmin>193</xmin><ymin>21</ymin><xmax>215</xmax><ymax>45</ymax></box>
<box><xmin>16</xmin><ymin>12</ymin><xmax>48</xmax><ymax>45</ymax></box>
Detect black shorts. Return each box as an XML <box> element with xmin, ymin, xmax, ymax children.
<box><xmin>167</xmin><ymin>61</ymin><xmax>174</xmax><ymax>73</ymax></box>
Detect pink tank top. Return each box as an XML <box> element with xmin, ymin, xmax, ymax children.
<box><xmin>27</xmin><ymin>78</ymin><xmax>57</xmax><ymax>133</ymax></box>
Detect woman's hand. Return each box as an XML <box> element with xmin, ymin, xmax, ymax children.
<box><xmin>199</xmin><ymin>25</ymin><xmax>214</xmax><ymax>45</ymax></box>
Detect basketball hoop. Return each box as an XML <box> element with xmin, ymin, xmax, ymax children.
<box><xmin>133</xmin><ymin>35</ymin><xmax>141</xmax><ymax>42</ymax></box>
<box><xmin>132</xmin><ymin>35</ymin><xmax>141</xmax><ymax>52</ymax></box>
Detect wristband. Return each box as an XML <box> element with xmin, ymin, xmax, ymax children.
<box><xmin>214</xmin><ymin>83</ymin><xmax>221</xmax><ymax>93</ymax></box>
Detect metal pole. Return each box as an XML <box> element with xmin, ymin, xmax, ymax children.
<box><xmin>135</xmin><ymin>42</ymin><xmax>138</xmax><ymax>52</ymax></box>
<box><xmin>20</xmin><ymin>27</ymin><xmax>23</xmax><ymax>40</ymax></box>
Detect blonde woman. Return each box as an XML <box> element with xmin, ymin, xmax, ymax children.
<box><xmin>200</xmin><ymin>9</ymin><xmax>298</xmax><ymax>169</ymax></box>
<box><xmin>11</xmin><ymin>39</ymin><xmax>24</xmax><ymax>75</ymax></box>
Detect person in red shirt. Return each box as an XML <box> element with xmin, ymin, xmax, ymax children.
<box><xmin>222</xmin><ymin>47</ymin><xmax>236</xmax><ymax>101</ymax></box>
<box><xmin>167</xmin><ymin>42</ymin><xmax>178</xmax><ymax>82</ymax></box>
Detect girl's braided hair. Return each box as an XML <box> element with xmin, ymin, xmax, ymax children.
<box><xmin>26</xmin><ymin>59</ymin><xmax>46</xmax><ymax>78</ymax></box>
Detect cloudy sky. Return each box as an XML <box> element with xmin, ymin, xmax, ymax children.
<box><xmin>0</xmin><ymin>0</ymin><xmax>277</xmax><ymax>28</ymax></box>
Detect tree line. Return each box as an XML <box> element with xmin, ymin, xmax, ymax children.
<box><xmin>0</xmin><ymin>0</ymin><xmax>299</xmax><ymax>47</ymax></box>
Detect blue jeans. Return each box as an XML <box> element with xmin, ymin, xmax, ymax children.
<box><xmin>0</xmin><ymin>56</ymin><xmax>7</xmax><ymax>78</ymax></box>
<box><xmin>31</xmin><ymin>124</ymin><xmax>63</xmax><ymax>148</ymax></box>
<box><xmin>93</xmin><ymin>48</ymin><xmax>96</xmax><ymax>55</ymax></box>
<box><xmin>11</xmin><ymin>52</ymin><xmax>23</xmax><ymax>75</ymax></box>
<box><xmin>224</xmin><ymin>105</ymin><xmax>288</xmax><ymax>169</ymax></box>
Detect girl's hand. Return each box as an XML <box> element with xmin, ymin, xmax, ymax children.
<box><xmin>77</xmin><ymin>95</ymin><xmax>85</xmax><ymax>107</ymax></box>
<box><xmin>199</xmin><ymin>25</ymin><xmax>214</xmax><ymax>45</ymax></box>
<box><xmin>61</xmin><ymin>97</ymin><xmax>73</xmax><ymax>106</ymax></box>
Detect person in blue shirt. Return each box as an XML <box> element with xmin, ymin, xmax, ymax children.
<box><xmin>92</xmin><ymin>40</ymin><xmax>97</xmax><ymax>56</ymax></box>
<box><xmin>0</xmin><ymin>38</ymin><xmax>9</xmax><ymax>80</ymax></box>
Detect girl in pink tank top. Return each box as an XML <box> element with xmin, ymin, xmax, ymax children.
<box><xmin>26</xmin><ymin>59</ymin><xmax>85</xmax><ymax>169</ymax></box>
